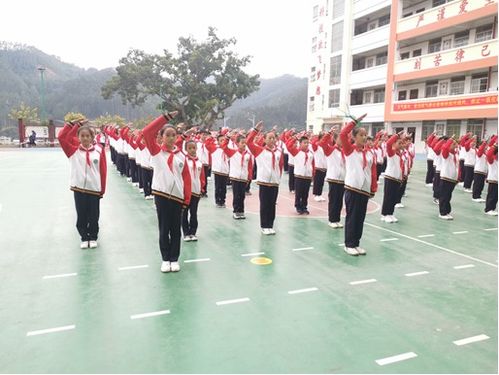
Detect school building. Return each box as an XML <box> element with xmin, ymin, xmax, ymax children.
<box><xmin>307</xmin><ymin>0</ymin><xmax>498</xmax><ymax>153</ymax></box>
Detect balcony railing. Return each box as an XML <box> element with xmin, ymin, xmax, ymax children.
<box><xmin>397</xmin><ymin>0</ymin><xmax>497</xmax><ymax>35</ymax></box>
<box><xmin>394</xmin><ymin>39</ymin><xmax>497</xmax><ymax>76</ymax></box>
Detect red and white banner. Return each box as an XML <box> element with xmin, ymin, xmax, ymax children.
<box><xmin>393</xmin><ymin>94</ymin><xmax>498</xmax><ymax>111</ymax></box>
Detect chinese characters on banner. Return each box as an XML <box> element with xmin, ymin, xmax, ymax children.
<box><xmin>394</xmin><ymin>95</ymin><xmax>498</xmax><ymax>111</ymax></box>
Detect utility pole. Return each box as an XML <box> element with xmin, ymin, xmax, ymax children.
<box><xmin>37</xmin><ymin>66</ymin><xmax>46</xmax><ymax>124</ymax></box>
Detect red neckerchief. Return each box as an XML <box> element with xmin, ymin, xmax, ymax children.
<box><xmin>79</xmin><ymin>145</ymin><xmax>95</xmax><ymax>166</ymax></box>
<box><xmin>334</xmin><ymin>145</ymin><xmax>345</xmax><ymax>162</ymax></box>
<box><xmin>265</xmin><ymin>146</ymin><xmax>277</xmax><ymax>169</ymax></box>
<box><xmin>355</xmin><ymin>145</ymin><xmax>368</xmax><ymax>169</ymax></box>
<box><xmin>187</xmin><ymin>155</ymin><xmax>198</xmax><ymax>178</ymax></box>
<box><xmin>300</xmin><ymin>148</ymin><xmax>309</xmax><ymax>166</ymax></box>
<box><xmin>238</xmin><ymin>149</ymin><xmax>247</xmax><ymax>168</ymax></box>
<box><xmin>161</xmin><ymin>145</ymin><xmax>180</xmax><ymax>171</ymax></box>
<box><xmin>397</xmin><ymin>151</ymin><xmax>405</xmax><ymax>177</ymax></box>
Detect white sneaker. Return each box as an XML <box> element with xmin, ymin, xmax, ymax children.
<box><xmin>433</xmin><ymin>199</ymin><xmax>439</xmax><ymax>205</ymax></box>
<box><xmin>80</xmin><ymin>241</ymin><xmax>89</xmax><ymax>249</ymax></box>
<box><xmin>261</xmin><ymin>228</ymin><xmax>271</xmax><ymax>235</ymax></box>
<box><xmin>336</xmin><ymin>222</ymin><xmax>343</xmax><ymax>228</ymax></box>
<box><xmin>395</xmin><ymin>203</ymin><xmax>404</xmax><ymax>208</ymax></box>
<box><xmin>139</xmin><ymin>188</ymin><xmax>144</xmax><ymax>193</ymax></box>
<box><xmin>458</xmin><ymin>182</ymin><xmax>464</xmax><ymax>187</ymax></box>
<box><xmin>328</xmin><ymin>222</ymin><xmax>339</xmax><ymax>228</ymax></box>
<box><xmin>268</xmin><ymin>228</ymin><xmax>276</xmax><ymax>235</ymax></box>
<box><xmin>446</xmin><ymin>214</ymin><xmax>454</xmax><ymax>220</ymax></box>
<box><xmin>355</xmin><ymin>247</ymin><xmax>366</xmax><ymax>255</ymax></box>
<box><xmin>380</xmin><ymin>215</ymin><xmax>386</xmax><ymax>221</ymax></box>
<box><xmin>464</xmin><ymin>188</ymin><xmax>472</xmax><ymax>193</ymax></box>
<box><xmin>390</xmin><ymin>215</ymin><xmax>398</xmax><ymax>223</ymax></box>
<box><xmin>161</xmin><ymin>261</ymin><xmax>171</xmax><ymax>273</ymax></box>
<box><xmin>439</xmin><ymin>214</ymin><xmax>453</xmax><ymax>220</ymax></box>
<box><xmin>290</xmin><ymin>190</ymin><xmax>295</xmax><ymax>194</ymax></box>
<box><xmin>314</xmin><ymin>196</ymin><xmax>321</xmax><ymax>202</ymax></box>
<box><xmin>384</xmin><ymin>216</ymin><xmax>394</xmax><ymax>223</ymax></box>
<box><xmin>233</xmin><ymin>213</ymin><xmax>240</xmax><ymax>219</ymax></box>
<box><xmin>133</xmin><ymin>182</ymin><xmax>139</xmax><ymax>187</ymax></box>
<box><xmin>344</xmin><ymin>246</ymin><xmax>359</xmax><ymax>256</ymax></box>
<box><xmin>170</xmin><ymin>262</ymin><xmax>180</xmax><ymax>272</ymax></box>
<box><xmin>425</xmin><ymin>183</ymin><xmax>433</xmax><ymax>187</ymax></box>
<box><xmin>485</xmin><ymin>210</ymin><xmax>498</xmax><ymax>216</ymax></box>
<box><xmin>183</xmin><ymin>236</ymin><xmax>192</xmax><ymax>242</ymax></box>
<box><xmin>190</xmin><ymin>235</ymin><xmax>198</xmax><ymax>241</ymax></box>
<box><xmin>127</xmin><ymin>177</ymin><xmax>132</xmax><ymax>182</ymax></box>
<box><xmin>89</xmin><ymin>240</ymin><xmax>98</xmax><ymax>248</ymax></box>
<box><xmin>145</xmin><ymin>195</ymin><xmax>154</xmax><ymax>200</ymax></box>
<box><xmin>472</xmin><ymin>198</ymin><xmax>486</xmax><ymax>203</ymax></box>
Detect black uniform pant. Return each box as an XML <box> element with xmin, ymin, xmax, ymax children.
<box><xmin>328</xmin><ymin>181</ymin><xmax>344</xmax><ymax>223</ymax></box>
<box><xmin>155</xmin><ymin>195</ymin><xmax>182</xmax><ymax>262</ymax></box>
<box><xmin>259</xmin><ymin>184</ymin><xmax>279</xmax><ymax>229</ymax></box>
<box><xmin>382</xmin><ymin>157</ymin><xmax>387</xmax><ymax>172</ymax></box>
<box><xmin>313</xmin><ymin>169</ymin><xmax>326</xmax><ymax>196</ymax></box>
<box><xmin>142</xmin><ymin>168</ymin><xmax>153</xmax><ymax>197</ymax></box>
<box><xmin>74</xmin><ymin>191</ymin><xmax>100</xmax><ymax>242</ymax></box>
<box><xmin>485</xmin><ymin>182</ymin><xmax>498</xmax><ymax>213</ymax></box>
<box><xmin>130</xmin><ymin>158</ymin><xmax>138</xmax><ymax>183</ymax></box>
<box><xmin>117</xmin><ymin>153</ymin><xmax>125</xmax><ymax>176</ymax></box>
<box><xmin>382</xmin><ymin>178</ymin><xmax>401</xmax><ymax>216</ymax></box>
<box><xmin>232</xmin><ymin>180</ymin><xmax>247</xmax><ymax>213</ymax></box>
<box><xmin>182</xmin><ymin>195</ymin><xmax>200</xmax><ymax>236</ymax></box>
<box><xmin>295</xmin><ymin>177</ymin><xmax>311</xmax><ymax>211</ymax></box>
<box><xmin>458</xmin><ymin>159</ymin><xmax>465</xmax><ymax>182</ymax></box>
<box><xmin>137</xmin><ymin>164</ymin><xmax>143</xmax><ymax>189</ymax></box>
<box><xmin>396</xmin><ymin>178</ymin><xmax>407</xmax><ymax>204</ymax></box>
<box><xmin>202</xmin><ymin>165</ymin><xmax>210</xmax><ymax>195</ymax></box>
<box><xmin>344</xmin><ymin>189</ymin><xmax>369</xmax><ymax>248</ymax></box>
<box><xmin>472</xmin><ymin>173</ymin><xmax>486</xmax><ymax>199</ymax></box>
<box><xmin>214</xmin><ymin>174</ymin><xmax>228</xmax><ymax>205</ymax></box>
<box><xmin>433</xmin><ymin>171</ymin><xmax>441</xmax><ymax>199</ymax></box>
<box><xmin>439</xmin><ymin>179</ymin><xmax>456</xmax><ymax>216</ymax></box>
<box><xmin>283</xmin><ymin>153</ymin><xmax>289</xmax><ymax>172</ymax></box>
<box><xmin>376</xmin><ymin>164</ymin><xmax>383</xmax><ymax>181</ymax></box>
<box><xmin>288</xmin><ymin>165</ymin><xmax>295</xmax><ymax>192</ymax></box>
<box><xmin>425</xmin><ymin>160</ymin><xmax>435</xmax><ymax>184</ymax></box>
<box><xmin>463</xmin><ymin>165</ymin><xmax>474</xmax><ymax>189</ymax></box>
<box><xmin>110</xmin><ymin>146</ymin><xmax>116</xmax><ymax>164</ymax></box>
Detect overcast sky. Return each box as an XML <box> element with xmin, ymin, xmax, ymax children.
<box><xmin>1</xmin><ymin>0</ymin><xmax>311</xmax><ymax>79</ymax></box>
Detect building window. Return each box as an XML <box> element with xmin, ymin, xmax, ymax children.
<box><xmin>310</xmin><ymin>67</ymin><xmax>316</xmax><ymax>82</ymax></box>
<box><xmin>350</xmin><ymin>90</ymin><xmax>362</xmax><ymax>105</ymax></box>
<box><xmin>376</xmin><ymin>52</ymin><xmax>387</xmax><ymax>65</ymax></box>
<box><xmin>454</xmin><ymin>31</ymin><xmax>469</xmax><ymax>48</ymax></box>
<box><xmin>367</xmin><ymin>20</ymin><xmax>378</xmax><ymax>31</ymax></box>
<box><xmin>403</xmin><ymin>12</ymin><xmax>413</xmax><ymax>18</ymax></box>
<box><xmin>410</xmin><ymin>89</ymin><xmax>419</xmax><ymax>99</ymax></box>
<box><xmin>425</xmin><ymin>81</ymin><xmax>438</xmax><ymax>98</ymax></box>
<box><xmin>421</xmin><ymin>121</ymin><xmax>435</xmax><ymax>141</ymax></box>
<box><xmin>467</xmin><ymin>120</ymin><xmax>484</xmax><ymax>139</ymax></box>
<box><xmin>378</xmin><ymin>14</ymin><xmax>390</xmax><ymax>27</ymax></box>
<box><xmin>330</xmin><ymin>56</ymin><xmax>341</xmax><ymax>85</ymax></box>
<box><xmin>432</xmin><ymin>0</ymin><xmax>446</xmax><ymax>6</ymax></box>
<box><xmin>332</xmin><ymin>0</ymin><xmax>344</xmax><ymax>18</ymax></box>
<box><xmin>439</xmin><ymin>81</ymin><xmax>449</xmax><ymax>96</ymax></box>
<box><xmin>331</xmin><ymin>22</ymin><xmax>343</xmax><ymax>53</ymax></box>
<box><xmin>313</xmin><ymin>5</ymin><xmax>319</xmax><ymax>20</ymax></box>
<box><xmin>446</xmin><ymin>120</ymin><xmax>461</xmax><ymax>137</ymax></box>
<box><xmin>471</xmin><ymin>73</ymin><xmax>488</xmax><ymax>93</ymax></box>
<box><xmin>329</xmin><ymin>89</ymin><xmax>340</xmax><ymax>108</ymax></box>
<box><xmin>309</xmin><ymin>96</ymin><xmax>315</xmax><ymax>112</ymax></box>
<box><xmin>475</xmin><ymin>24</ymin><xmax>493</xmax><ymax>43</ymax></box>
<box><xmin>416</xmin><ymin>8</ymin><xmax>425</xmax><ymax>13</ymax></box>
<box><xmin>428</xmin><ymin>38</ymin><xmax>441</xmax><ymax>53</ymax></box>
<box><xmin>352</xmin><ymin>56</ymin><xmax>365</xmax><ymax>71</ymax></box>
<box><xmin>363</xmin><ymin>91</ymin><xmax>373</xmax><ymax>104</ymax></box>
<box><xmin>366</xmin><ymin>56</ymin><xmax>375</xmax><ymax>68</ymax></box>
<box><xmin>412</xmin><ymin>49</ymin><xmax>422</xmax><ymax>57</ymax></box>
<box><xmin>398</xmin><ymin>90</ymin><xmax>407</xmax><ymax>101</ymax></box>
<box><xmin>400</xmin><ymin>52</ymin><xmax>410</xmax><ymax>60</ymax></box>
<box><xmin>373</xmin><ymin>89</ymin><xmax>385</xmax><ymax>103</ymax></box>
<box><xmin>371</xmin><ymin>122</ymin><xmax>385</xmax><ymax>136</ymax></box>
<box><xmin>450</xmin><ymin>76</ymin><xmax>465</xmax><ymax>95</ymax></box>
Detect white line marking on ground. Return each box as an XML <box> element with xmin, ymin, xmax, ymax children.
<box><xmin>452</xmin><ymin>231</ymin><xmax>468</xmax><ymax>234</ymax></box>
<box><xmin>417</xmin><ymin>234</ymin><xmax>435</xmax><ymax>238</ymax></box>
<box><xmin>484</xmin><ymin>228</ymin><xmax>498</xmax><ymax>231</ymax></box>
<box><xmin>376</xmin><ymin>352</ymin><xmax>418</xmax><ymax>366</ymax></box>
<box><xmin>405</xmin><ymin>271</ymin><xmax>429</xmax><ymax>277</ymax></box>
<box><xmin>130</xmin><ymin>310</ymin><xmax>170</xmax><ymax>320</ymax></box>
<box><xmin>184</xmin><ymin>258</ymin><xmax>211</xmax><ymax>263</ymax></box>
<box><xmin>288</xmin><ymin>287</ymin><xmax>319</xmax><ymax>295</ymax></box>
<box><xmin>118</xmin><ymin>265</ymin><xmax>149</xmax><ymax>271</ymax></box>
<box><xmin>216</xmin><ymin>298</ymin><xmax>250</xmax><ymax>306</ymax></box>
<box><xmin>365</xmin><ymin>222</ymin><xmax>498</xmax><ymax>268</ymax></box>
<box><xmin>453</xmin><ymin>264</ymin><xmax>475</xmax><ymax>269</ymax></box>
<box><xmin>380</xmin><ymin>238</ymin><xmax>399</xmax><ymax>242</ymax></box>
<box><xmin>27</xmin><ymin>325</ymin><xmax>75</xmax><ymax>336</ymax></box>
<box><xmin>350</xmin><ymin>279</ymin><xmax>377</xmax><ymax>285</ymax></box>
<box><xmin>42</xmin><ymin>273</ymin><xmax>77</xmax><ymax>280</ymax></box>
<box><xmin>241</xmin><ymin>252</ymin><xmax>265</xmax><ymax>257</ymax></box>
<box><xmin>453</xmin><ymin>334</ymin><xmax>490</xmax><ymax>346</ymax></box>
<box><xmin>292</xmin><ymin>247</ymin><xmax>314</xmax><ymax>251</ymax></box>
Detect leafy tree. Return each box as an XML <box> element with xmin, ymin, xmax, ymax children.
<box><xmin>93</xmin><ymin>114</ymin><xmax>126</xmax><ymax>127</ymax></box>
<box><xmin>102</xmin><ymin>28</ymin><xmax>260</xmax><ymax>129</ymax></box>
<box><xmin>8</xmin><ymin>102</ymin><xmax>39</xmax><ymax>123</ymax></box>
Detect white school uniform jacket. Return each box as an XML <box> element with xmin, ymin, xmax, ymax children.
<box><xmin>474</xmin><ymin>143</ymin><xmax>488</xmax><ymax>175</ymax></box>
<box><xmin>197</xmin><ymin>141</ymin><xmax>211</xmax><ymax>166</ymax></box>
<box><xmin>486</xmin><ymin>148</ymin><xmax>498</xmax><ymax>183</ymax></box>
<box><xmin>140</xmin><ymin>146</ymin><xmax>152</xmax><ymax>169</ymax></box>
<box><xmin>57</xmin><ymin>124</ymin><xmax>107</xmax><ymax>197</ymax></box>
<box><xmin>384</xmin><ymin>135</ymin><xmax>403</xmax><ymax>182</ymax></box>
<box><xmin>247</xmin><ymin>129</ymin><xmax>283</xmax><ymax>186</ymax></box>
<box><xmin>286</xmin><ymin>140</ymin><xmax>314</xmax><ymax>179</ymax></box>
<box><xmin>185</xmin><ymin>155</ymin><xmax>205</xmax><ymax>196</ymax></box>
<box><xmin>440</xmin><ymin>141</ymin><xmax>458</xmax><ymax>183</ymax></box>
<box><xmin>339</xmin><ymin>123</ymin><xmax>377</xmax><ymax>197</ymax></box>
<box><xmin>223</xmin><ymin>144</ymin><xmax>253</xmax><ymax>182</ymax></box>
<box><xmin>211</xmin><ymin>148</ymin><xmax>229</xmax><ymax>175</ymax></box>
<box><xmin>458</xmin><ymin>145</ymin><xmax>467</xmax><ymax>161</ymax></box>
<box><xmin>313</xmin><ymin>144</ymin><xmax>327</xmax><ymax>171</ymax></box>
<box><xmin>464</xmin><ymin>147</ymin><xmax>476</xmax><ymax>167</ymax></box>
<box><xmin>142</xmin><ymin>115</ymin><xmax>192</xmax><ymax>206</ymax></box>
<box><xmin>326</xmin><ymin>147</ymin><xmax>345</xmax><ymax>183</ymax></box>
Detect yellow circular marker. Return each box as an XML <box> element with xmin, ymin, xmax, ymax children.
<box><xmin>250</xmin><ymin>257</ymin><xmax>272</xmax><ymax>265</ymax></box>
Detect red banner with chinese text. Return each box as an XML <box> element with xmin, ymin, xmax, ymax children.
<box><xmin>394</xmin><ymin>95</ymin><xmax>498</xmax><ymax>111</ymax></box>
